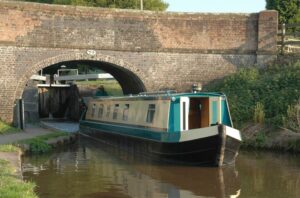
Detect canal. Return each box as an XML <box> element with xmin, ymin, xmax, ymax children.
<box><xmin>22</xmin><ymin>137</ymin><xmax>300</xmax><ymax>198</ymax></box>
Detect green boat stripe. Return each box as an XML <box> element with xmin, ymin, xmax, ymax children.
<box><xmin>80</xmin><ymin>120</ymin><xmax>220</xmax><ymax>143</ymax></box>
<box><xmin>81</xmin><ymin>120</ymin><xmax>181</xmax><ymax>142</ymax></box>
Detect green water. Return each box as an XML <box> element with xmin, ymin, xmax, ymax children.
<box><xmin>22</xmin><ymin>137</ymin><xmax>300</xmax><ymax>198</ymax></box>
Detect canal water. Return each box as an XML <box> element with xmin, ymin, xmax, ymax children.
<box><xmin>22</xmin><ymin>137</ymin><xmax>300</xmax><ymax>198</ymax></box>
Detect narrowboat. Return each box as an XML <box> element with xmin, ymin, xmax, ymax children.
<box><xmin>80</xmin><ymin>91</ymin><xmax>242</xmax><ymax>167</ymax></box>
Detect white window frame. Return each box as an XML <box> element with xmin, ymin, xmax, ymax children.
<box><xmin>180</xmin><ymin>97</ymin><xmax>189</xmax><ymax>131</ymax></box>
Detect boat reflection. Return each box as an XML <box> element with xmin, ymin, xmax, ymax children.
<box><xmin>22</xmin><ymin>137</ymin><xmax>241</xmax><ymax>198</ymax></box>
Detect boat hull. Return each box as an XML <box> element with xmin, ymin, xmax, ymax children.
<box><xmin>80</xmin><ymin>121</ymin><xmax>241</xmax><ymax>167</ymax></box>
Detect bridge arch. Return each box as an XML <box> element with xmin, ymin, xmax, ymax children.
<box><xmin>14</xmin><ymin>52</ymin><xmax>147</xmax><ymax>100</ymax></box>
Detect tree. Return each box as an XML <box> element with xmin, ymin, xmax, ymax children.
<box><xmin>266</xmin><ymin>0</ymin><xmax>299</xmax><ymax>24</ymax></box>
<box><xmin>23</xmin><ymin>0</ymin><xmax>169</xmax><ymax>11</ymax></box>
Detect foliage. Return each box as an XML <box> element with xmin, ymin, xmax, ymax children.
<box><xmin>255</xmin><ymin>131</ymin><xmax>266</xmax><ymax>147</ymax></box>
<box><xmin>287</xmin><ymin>139</ymin><xmax>300</xmax><ymax>152</ymax></box>
<box><xmin>283</xmin><ymin>100</ymin><xmax>300</xmax><ymax>132</ymax></box>
<box><xmin>29</xmin><ymin>139</ymin><xmax>52</xmax><ymax>154</ymax></box>
<box><xmin>289</xmin><ymin>7</ymin><xmax>300</xmax><ymax>24</ymax></box>
<box><xmin>19</xmin><ymin>131</ymin><xmax>69</xmax><ymax>145</ymax></box>
<box><xmin>18</xmin><ymin>131</ymin><xmax>69</xmax><ymax>154</ymax></box>
<box><xmin>76</xmin><ymin>79</ymin><xmax>123</xmax><ymax>96</ymax></box>
<box><xmin>0</xmin><ymin>145</ymin><xmax>19</xmax><ymax>152</ymax></box>
<box><xmin>0</xmin><ymin>159</ymin><xmax>37</xmax><ymax>198</ymax></box>
<box><xmin>241</xmin><ymin>130</ymin><xmax>267</xmax><ymax>149</ymax></box>
<box><xmin>23</xmin><ymin>0</ymin><xmax>169</xmax><ymax>11</ymax></box>
<box><xmin>0</xmin><ymin>121</ymin><xmax>20</xmax><ymax>135</ymax></box>
<box><xmin>205</xmin><ymin>62</ymin><xmax>300</xmax><ymax>129</ymax></box>
<box><xmin>266</xmin><ymin>0</ymin><xmax>299</xmax><ymax>24</ymax></box>
<box><xmin>254</xmin><ymin>102</ymin><xmax>265</xmax><ymax>124</ymax></box>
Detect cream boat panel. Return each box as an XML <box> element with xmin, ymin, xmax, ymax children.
<box><xmin>86</xmin><ymin>99</ymin><xmax>170</xmax><ymax>130</ymax></box>
<box><xmin>179</xmin><ymin>126</ymin><xmax>219</xmax><ymax>142</ymax></box>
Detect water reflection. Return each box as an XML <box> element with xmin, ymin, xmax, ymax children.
<box><xmin>236</xmin><ymin>151</ymin><xmax>300</xmax><ymax>198</ymax></box>
<box><xmin>23</xmin><ymin>137</ymin><xmax>241</xmax><ymax>198</ymax></box>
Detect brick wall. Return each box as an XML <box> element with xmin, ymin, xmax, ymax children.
<box><xmin>0</xmin><ymin>1</ymin><xmax>278</xmax><ymax>122</ymax></box>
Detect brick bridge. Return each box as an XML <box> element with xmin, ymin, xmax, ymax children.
<box><xmin>0</xmin><ymin>1</ymin><xmax>278</xmax><ymax>122</ymax></box>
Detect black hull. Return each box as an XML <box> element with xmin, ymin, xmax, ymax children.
<box><xmin>80</xmin><ymin>125</ymin><xmax>241</xmax><ymax>167</ymax></box>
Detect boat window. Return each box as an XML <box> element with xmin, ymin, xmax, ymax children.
<box><xmin>106</xmin><ymin>105</ymin><xmax>111</xmax><ymax>118</ymax></box>
<box><xmin>123</xmin><ymin>104</ymin><xmax>130</xmax><ymax>121</ymax></box>
<box><xmin>91</xmin><ymin>104</ymin><xmax>96</xmax><ymax>117</ymax></box>
<box><xmin>146</xmin><ymin>104</ymin><xmax>156</xmax><ymax>123</ymax></box>
<box><xmin>113</xmin><ymin>104</ymin><xmax>119</xmax><ymax>120</ymax></box>
<box><xmin>98</xmin><ymin>104</ymin><xmax>104</xmax><ymax>118</ymax></box>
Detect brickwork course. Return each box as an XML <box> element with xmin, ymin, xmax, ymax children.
<box><xmin>0</xmin><ymin>1</ymin><xmax>278</xmax><ymax>122</ymax></box>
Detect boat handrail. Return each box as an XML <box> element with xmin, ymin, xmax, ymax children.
<box><xmin>138</xmin><ymin>90</ymin><xmax>177</xmax><ymax>96</ymax></box>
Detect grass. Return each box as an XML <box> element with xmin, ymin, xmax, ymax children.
<box><xmin>18</xmin><ymin>131</ymin><xmax>69</xmax><ymax>145</ymax></box>
<box><xmin>0</xmin><ymin>121</ymin><xmax>20</xmax><ymax>135</ymax></box>
<box><xmin>0</xmin><ymin>159</ymin><xmax>37</xmax><ymax>198</ymax></box>
<box><xmin>18</xmin><ymin>131</ymin><xmax>70</xmax><ymax>154</ymax></box>
<box><xmin>0</xmin><ymin>145</ymin><xmax>19</xmax><ymax>152</ymax></box>
<box><xmin>76</xmin><ymin>79</ymin><xmax>123</xmax><ymax>96</ymax></box>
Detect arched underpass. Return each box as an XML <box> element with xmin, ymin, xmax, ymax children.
<box><xmin>41</xmin><ymin>60</ymin><xmax>147</xmax><ymax>95</ymax></box>
<box><xmin>18</xmin><ymin>60</ymin><xmax>147</xmax><ymax>131</ymax></box>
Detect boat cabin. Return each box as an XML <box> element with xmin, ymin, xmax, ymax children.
<box><xmin>85</xmin><ymin>92</ymin><xmax>233</xmax><ymax>133</ymax></box>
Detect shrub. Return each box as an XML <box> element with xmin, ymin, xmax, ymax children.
<box><xmin>29</xmin><ymin>140</ymin><xmax>51</xmax><ymax>154</ymax></box>
<box><xmin>253</xmin><ymin>102</ymin><xmax>265</xmax><ymax>124</ymax></box>
<box><xmin>255</xmin><ymin>131</ymin><xmax>266</xmax><ymax>147</ymax></box>
<box><xmin>205</xmin><ymin>62</ymin><xmax>300</xmax><ymax>128</ymax></box>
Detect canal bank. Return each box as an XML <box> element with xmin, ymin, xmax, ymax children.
<box><xmin>241</xmin><ymin>124</ymin><xmax>300</xmax><ymax>152</ymax></box>
<box><xmin>0</xmin><ymin>145</ymin><xmax>37</xmax><ymax>198</ymax></box>
<box><xmin>0</xmin><ymin>121</ymin><xmax>78</xmax><ymax>197</ymax></box>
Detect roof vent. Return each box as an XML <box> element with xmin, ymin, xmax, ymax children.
<box><xmin>192</xmin><ymin>83</ymin><xmax>202</xmax><ymax>93</ymax></box>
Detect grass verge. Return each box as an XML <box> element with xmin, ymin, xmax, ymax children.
<box><xmin>0</xmin><ymin>145</ymin><xmax>19</xmax><ymax>152</ymax></box>
<box><xmin>0</xmin><ymin>158</ymin><xmax>37</xmax><ymax>198</ymax></box>
<box><xmin>18</xmin><ymin>131</ymin><xmax>70</xmax><ymax>154</ymax></box>
<box><xmin>0</xmin><ymin>121</ymin><xmax>20</xmax><ymax>135</ymax></box>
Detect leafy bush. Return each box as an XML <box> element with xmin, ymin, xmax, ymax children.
<box><xmin>205</xmin><ymin>62</ymin><xmax>300</xmax><ymax>129</ymax></box>
<box><xmin>287</xmin><ymin>139</ymin><xmax>300</xmax><ymax>152</ymax></box>
<box><xmin>255</xmin><ymin>131</ymin><xmax>266</xmax><ymax>147</ymax></box>
<box><xmin>240</xmin><ymin>130</ymin><xmax>267</xmax><ymax>149</ymax></box>
<box><xmin>29</xmin><ymin>140</ymin><xmax>51</xmax><ymax>154</ymax></box>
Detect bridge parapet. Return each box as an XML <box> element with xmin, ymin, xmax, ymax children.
<box><xmin>0</xmin><ymin>1</ymin><xmax>277</xmax><ymax>56</ymax></box>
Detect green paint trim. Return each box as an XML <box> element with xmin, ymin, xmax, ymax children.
<box><xmin>80</xmin><ymin>120</ymin><xmax>181</xmax><ymax>142</ymax></box>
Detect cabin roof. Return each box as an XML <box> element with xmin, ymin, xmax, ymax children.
<box><xmin>90</xmin><ymin>92</ymin><xmax>225</xmax><ymax>102</ymax></box>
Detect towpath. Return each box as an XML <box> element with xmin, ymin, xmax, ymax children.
<box><xmin>0</xmin><ymin>124</ymin><xmax>54</xmax><ymax>145</ymax></box>
<box><xmin>0</xmin><ymin>121</ymin><xmax>78</xmax><ymax>145</ymax></box>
